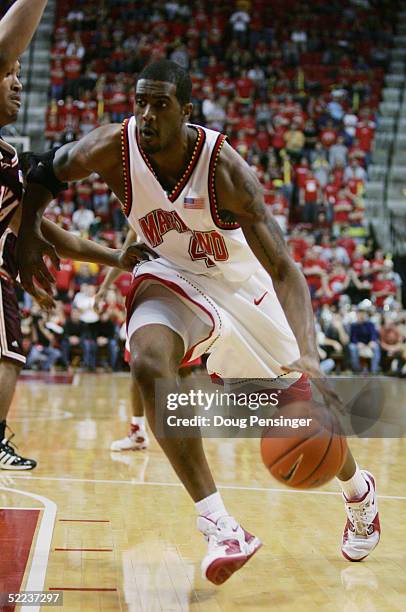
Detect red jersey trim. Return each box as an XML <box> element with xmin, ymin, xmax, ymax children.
<box><xmin>125</xmin><ymin>272</ymin><xmax>217</xmax><ymax>365</ymax></box>
<box><xmin>135</xmin><ymin>126</ymin><xmax>206</xmax><ymax>203</ymax></box>
<box><xmin>120</xmin><ymin>119</ymin><xmax>133</xmax><ymax>217</ymax></box>
<box><xmin>208</xmin><ymin>134</ymin><xmax>240</xmax><ymax>230</ymax></box>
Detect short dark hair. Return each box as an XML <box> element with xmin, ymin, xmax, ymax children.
<box><xmin>137</xmin><ymin>60</ymin><xmax>192</xmax><ymax>106</ymax></box>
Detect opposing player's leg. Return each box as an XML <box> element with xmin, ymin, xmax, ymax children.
<box><xmin>336</xmin><ymin>448</ymin><xmax>380</xmax><ymax>561</ymax></box>
<box><xmin>0</xmin><ymin>359</ymin><xmax>36</xmax><ymax>470</ymax></box>
<box><xmin>0</xmin><ymin>277</ymin><xmax>36</xmax><ymax>470</ymax></box>
<box><xmin>128</xmin><ymin>285</ymin><xmax>261</xmax><ymax>584</ymax></box>
<box><xmin>110</xmin><ymin>377</ymin><xmax>149</xmax><ymax>451</ymax></box>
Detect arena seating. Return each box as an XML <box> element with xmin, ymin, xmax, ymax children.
<box><xmin>18</xmin><ymin>0</ymin><xmax>406</xmax><ymax>375</ymax></box>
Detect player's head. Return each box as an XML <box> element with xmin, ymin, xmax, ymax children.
<box><xmin>134</xmin><ymin>60</ymin><xmax>193</xmax><ymax>154</ymax></box>
<box><xmin>0</xmin><ymin>61</ymin><xmax>22</xmax><ymax>127</ymax></box>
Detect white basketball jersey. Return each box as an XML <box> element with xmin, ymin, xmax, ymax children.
<box><xmin>121</xmin><ymin>117</ymin><xmax>259</xmax><ymax>282</ymax></box>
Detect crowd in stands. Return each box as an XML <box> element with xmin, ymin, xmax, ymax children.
<box><xmin>16</xmin><ymin>0</ymin><xmax>406</xmax><ymax>375</ymax></box>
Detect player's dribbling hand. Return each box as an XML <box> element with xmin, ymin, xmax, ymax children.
<box><xmin>118</xmin><ymin>242</ymin><xmax>156</xmax><ymax>271</ymax></box>
<box><xmin>16</xmin><ymin>229</ymin><xmax>60</xmax><ymax>298</ymax></box>
<box><xmin>282</xmin><ymin>355</ymin><xmax>345</xmax><ymax>415</ymax></box>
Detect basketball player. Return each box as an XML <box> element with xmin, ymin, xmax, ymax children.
<box><xmin>0</xmin><ymin>0</ymin><xmax>50</xmax><ymax>468</ymax></box>
<box><xmin>17</xmin><ymin>61</ymin><xmax>380</xmax><ymax>582</ymax></box>
<box><xmin>0</xmin><ymin>55</ymin><xmax>145</xmax><ymax>467</ymax></box>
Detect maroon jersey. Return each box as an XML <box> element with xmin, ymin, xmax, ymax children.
<box><xmin>0</xmin><ymin>139</ymin><xmax>22</xmax><ymax>279</ymax></box>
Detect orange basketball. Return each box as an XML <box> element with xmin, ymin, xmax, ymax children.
<box><xmin>260</xmin><ymin>400</ymin><xmax>347</xmax><ymax>489</ymax></box>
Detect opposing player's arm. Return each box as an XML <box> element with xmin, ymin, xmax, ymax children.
<box><xmin>16</xmin><ymin>125</ymin><xmax>121</xmax><ymax>296</ymax></box>
<box><xmin>96</xmin><ymin>228</ymin><xmax>138</xmax><ymax>290</ymax></box>
<box><xmin>0</xmin><ymin>0</ymin><xmax>48</xmax><ymax>78</ymax></box>
<box><xmin>41</xmin><ymin>219</ymin><xmax>123</xmax><ymax>268</ymax></box>
<box><xmin>215</xmin><ymin>142</ymin><xmax>319</xmax><ymax>370</ymax></box>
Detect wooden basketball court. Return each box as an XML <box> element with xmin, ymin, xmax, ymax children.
<box><xmin>1</xmin><ymin>373</ymin><xmax>406</xmax><ymax>611</ymax></box>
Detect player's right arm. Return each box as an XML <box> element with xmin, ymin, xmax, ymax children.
<box><xmin>16</xmin><ymin>125</ymin><xmax>122</xmax><ymax>297</ymax></box>
<box><xmin>0</xmin><ymin>0</ymin><xmax>48</xmax><ymax>78</ymax></box>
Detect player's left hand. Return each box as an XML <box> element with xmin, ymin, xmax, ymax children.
<box><xmin>117</xmin><ymin>242</ymin><xmax>156</xmax><ymax>271</ymax></box>
<box><xmin>282</xmin><ymin>355</ymin><xmax>344</xmax><ymax>415</ymax></box>
<box><xmin>16</xmin><ymin>229</ymin><xmax>60</xmax><ymax>298</ymax></box>
<box><xmin>33</xmin><ymin>286</ymin><xmax>56</xmax><ymax>312</ymax></box>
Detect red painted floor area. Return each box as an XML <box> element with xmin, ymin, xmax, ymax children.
<box><xmin>19</xmin><ymin>371</ymin><xmax>74</xmax><ymax>385</ymax></box>
<box><xmin>0</xmin><ymin>509</ymin><xmax>40</xmax><ymax>611</ymax></box>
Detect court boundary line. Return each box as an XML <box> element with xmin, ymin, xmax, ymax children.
<box><xmin>0</xmin><ymin>506</ymin><xmax>42</xmax><ymax>510</ymax></box>
<box><xmin>0</xmin><ymin>486</ymin><xmax>57</xmax><ymax>612</ymax></box>
<box><xmin>8</xmin><ymin>474</ymin><xmax>406</xmax><ymax>501</ymax></box>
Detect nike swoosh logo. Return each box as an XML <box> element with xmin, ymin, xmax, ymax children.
<box><xmin>254</xmin><ymin>291</ymin><xmax>268</xmax><ymax>306</ymax></box>
<box><xmin>279</xmin><ymin>454</ymin><xmax>304</xmax><ymax>482</ymax></box>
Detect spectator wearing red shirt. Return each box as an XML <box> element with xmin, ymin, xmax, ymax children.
<box><xmin>114</xmin><ymin>272</ymin><xmax>133</xmax><ymax>298</ymax></box>
<box><xmin>64</xmin><ymin>55</ymin><xmax>82</xmax><ymax>97</ymax></box>
<box><xmin>337</xmin><ymin>235</ymin><xmax>357</xmax><ymax>259</ymax></box>
<box><xmin>76</xmin><ymin>181</ymin><xmax>93</xmax><ymax>209</ymax></box>
<box><xmin>371</xmin><ymin>249</ymin><xmax>386</xmax><ymax>276</ymax></box>
<box><xmin>372</xmin><ymin>272</ymin><xmax>397</xmax><ymax>309</ymax></box>
<box><xmin>109</xmin><ymin>81</ymin><xmax>128</xmax><ymax>123</ymax></box>
<box><xmin>270</xmin><ymin>122</ymin><xmax>287</xmax><ymax>154</ymax></box>
<box><xmin>52</xmin><ymin>259</ymin><xmax>75</xmax><ymax>303</ymax></box>
<box><xmin>323</xmin><ymin>178</ymin><xmax>339</xmax><ymax>222</ymax></box>
<box><xmin>288</xmin><ymin>230</ymin><xmax>309</xmax><ymax>261</ymax></box>
<box><xmin>348</xmin><ymin>138</ymin><xmax>367</xmax><ymax>165</ymax></box>
<box><xmin>356</xmin><ymin>119</ymin><xmax>375</xmax><ymax>153</ymax></box>
<box><xmin>301</xmin><ymin>174</ymin><xmax>321</xmax><ymax>223</ymax></box>
<box><xmin>50</xmin><ymin>59</ymin><xmax>65</xmax><ymax>100</ymax></box>
<box><xmin>333</xmin><ymin>188</ymin><xmax>354</xmax><ymax>226</ymax></box>
<box><xmin>256</xmin><ymin>124</ymin><xmax>271</xmax><ymax>153</ymax></box>
<box><xmin>235</xmin><ymin>70</ymin><xmax>255</xmax><ymax>104</ymax></box>
<box><xmin>303</xmin><ymin>247</ymin><xmax>329</xmax><ymax>297</ymax></box>
<box><xmin>331</xmin><ymin>161</ymin><xmax>345</xmax><ymax>189</ymax></box>
<box><xmin>92</xmin><ymin>176</ymin><xmax>110</xmax><ymax>218</ymax></box>
<box><xmin>320</xmin><ymin>120</ymin><xmax>337</xmax><ymax>149</ymax></box>
<box><xmin>45</xmin><ymin>113</ymin><xmax>63</xmax><ymax>148</ymax></box>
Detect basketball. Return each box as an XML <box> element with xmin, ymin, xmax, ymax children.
<box><xmin>261</xmin><ymin>400</ymin><xmax>348</xmax><ymax>488</ymax></box>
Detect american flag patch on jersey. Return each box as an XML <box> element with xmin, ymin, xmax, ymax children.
<box><xmin>184</xmin><ymin>196</ymin><xmax>205</xmax><ymax>209</ymax></box>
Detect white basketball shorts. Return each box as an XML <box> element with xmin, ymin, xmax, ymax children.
<box><xmin>126</xmin><ymin>259</ymin><xmax>300</xmax><ymax>379</ymax></box>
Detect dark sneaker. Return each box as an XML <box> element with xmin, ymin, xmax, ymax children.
<box><xmin>0</xmin><ymin>435</ymin><xmax>37</xmax><ymax>470</ymax></box>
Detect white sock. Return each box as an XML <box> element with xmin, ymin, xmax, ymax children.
<box><xmin>337</xmin><ymin>464</ymin><xmax>368</xmax><ymax>500</ymax></box>
<box><xmin>131</xmin><ymin>416</ymin><xmax>145</xmax><ymax>430</ymax></box>
<box><xmin>195</xmin><ymin>491</ymin><xmax>228</xmax><ymax>522</ymax></box>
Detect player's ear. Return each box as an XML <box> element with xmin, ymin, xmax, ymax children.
<box><xmin>183</xmin><ymin>102</ymin><xmax>193</xmax><ymax>121</ymax></box>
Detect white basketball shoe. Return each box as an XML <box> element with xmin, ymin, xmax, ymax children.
<box><xmin>198</xmin><ymin>515</ymin><xmax>262</xmax><ymax>585</ymax></box>
<box><xmin>110</xmin><ymin>424</ymin><xmax>149</xmax><ymax>451</ymax></box>
<box><xmin>341</xmin><ymin>470</ymin><xmax>380</xmax><ymax>562</ymax></box>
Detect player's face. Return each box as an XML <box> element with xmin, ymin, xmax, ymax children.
<box><xmin>134</xmin><ymin>79</ymin><xmax>191</xmax><ymax>154</ymax></box>
<box><xmin>0</xmin><ymin>61</ymin><xmax>22</xmax><ymax>126</ymax></box>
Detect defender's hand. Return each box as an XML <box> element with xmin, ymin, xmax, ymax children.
<box><xmin>33</xmin><ymin>287</ymin><xmax>56</xmax><ymax>312</ymax></box>
<box><xmin>16</xmin><ymin>230</ymin><xmax>60</xmax><ymax>297</ymax></box>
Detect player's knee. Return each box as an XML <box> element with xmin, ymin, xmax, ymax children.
<box><xmin>130</xmin><ymin>347</ymin><xmax>177</xmax><ymax>388</ymax></box>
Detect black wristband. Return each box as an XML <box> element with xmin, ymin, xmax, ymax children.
<box><xmin>25</xmin><ymin>148</ymin><xmax>68</xmax><ymax>198</ymax></box>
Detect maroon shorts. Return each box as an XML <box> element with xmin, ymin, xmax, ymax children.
<box><xmin>0</xmin><ymin>277</ymin><xmax>25</xmax><ymax>365</ymax></box>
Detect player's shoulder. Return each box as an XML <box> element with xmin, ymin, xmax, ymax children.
<box><xmin>70</xmin><ymin>123</ymin><xmax>122</xmax><ymax>162</ymax></box>
<box><xmin>83</xmin><ymin>122</ymin><xmax>122</xmax><ymax>144</ymax></box>
<box><xmin>216</xmin><ymin>139</ymin><xmax>260</xmax><ymax>194</ymax></box>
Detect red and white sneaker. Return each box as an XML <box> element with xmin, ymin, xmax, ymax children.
<box><xmin>110</xmin><ymin>424</ymin><xmax>149</xmax><ymax>451</ymax></box>
<box><xmin>198</xmin><ymin>515</ymin><xmax>262</xmax><ymax>585</ymax></box>
<box><xmin>342</xmin><ymin>471</ymin><xmax>380</xmax><ymax>562</ymax></box>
